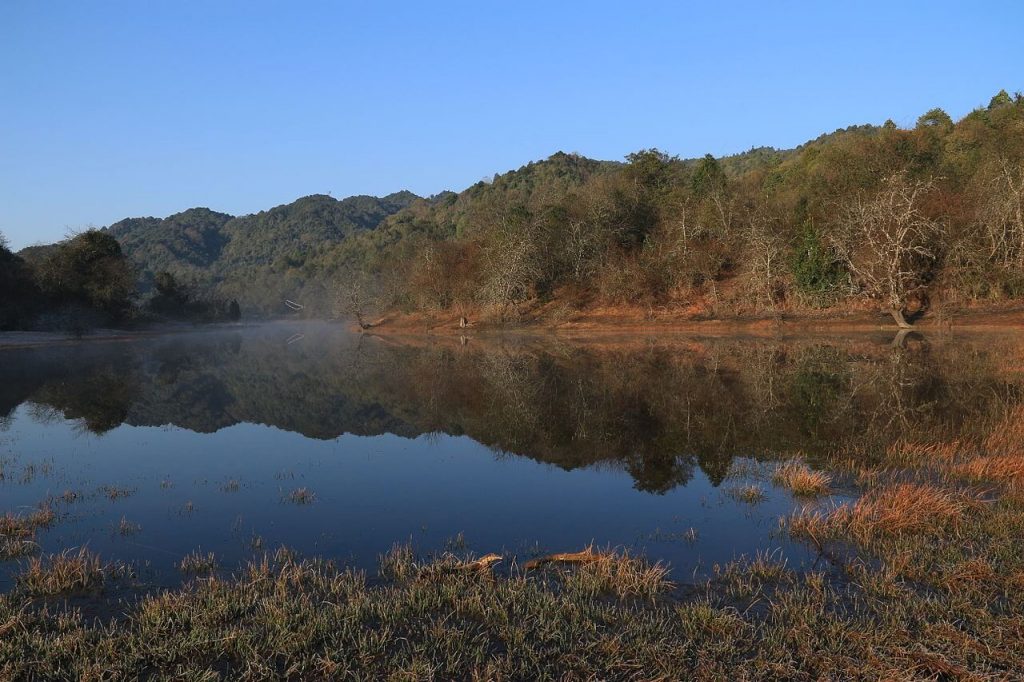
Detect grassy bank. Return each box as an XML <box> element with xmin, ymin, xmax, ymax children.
<box><xmin>3</xmin><ymin>446</ymin><xmax>1024</xmax><ymax>679</ymax></box>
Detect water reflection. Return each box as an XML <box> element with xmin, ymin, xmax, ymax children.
<box><xmin>1</xmin><ymin>325</ymin><xmax>1019</xmax><ymax>492</ymax></box>
<box><xmin>2</xmin><ymin>324</ymin><xmax>1022</xmax><ymax>586</ymax></box>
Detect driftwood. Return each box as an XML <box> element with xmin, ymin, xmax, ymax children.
<box><xmin>525</xmin><ymin>547</ymin><xmax>606</xmax><ymax>571</ymax></box>
<box><xmin>421</xmin><ymin>553</ymin><xmax>503</xmax><ymax>578</ymax></box>
<box><xmin>453</xmin><ymin>553</ymin><xmax>502</xmax><ymax>572</ymax></box>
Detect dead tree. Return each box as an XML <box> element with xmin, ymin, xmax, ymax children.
<box><xmin>831</xmin><ymin>173</ymin><xmax>943</xmax><ymax>328</ymax></box>
<box><xmin>334</xmin><ymin>272</ymin><xmax>377</xmax><ymax>330</ymax></box>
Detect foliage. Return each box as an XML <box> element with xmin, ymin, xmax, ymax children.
<box><xmin>32</xmin><ymin>230</ymin><xmax>135</xmax><ymax>327</ymax></box>
<box><xmin>14</xmin><ymin>90</ymin><xmax>1024</xmax><ymax>325</ymax></box>
<box><xmin>0</xmin><ymin>233</ymin><xmax>41</xmax><ymax>329</ymax></box>
<box><xmin>789</xmin><ymin>221</ymin><xmax>844</xmax><ymax>299</ymax></box>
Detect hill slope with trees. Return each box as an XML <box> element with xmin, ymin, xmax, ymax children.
<box><xmin>339</xmin><ymin>91</ymin><xmax>1024</xmax><ymax>329</ymax></box>
<box><xmin>5</xmin><ymin>90</ymin><xmax>1023</xmax><ymax>331</ymax></box>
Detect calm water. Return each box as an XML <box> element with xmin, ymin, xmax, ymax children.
<box><xmin>1</xmin><ymin>323</ymin><xmax>1021</xmax><ymax>590</ymax></box>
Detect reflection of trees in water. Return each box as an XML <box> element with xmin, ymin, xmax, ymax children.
<box><xmin>2</xmin><ymin>328</ymin><xmax>1022</xmax><ymax>492</ymax></box>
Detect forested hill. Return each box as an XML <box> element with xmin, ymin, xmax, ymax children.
<box><xmin>8</xmin><ymin>90</ymin><xmax>1022</xmax><ymax>326</ymax></box>
<box><xmin>334</xmin><ymin>92</ymin><xmax>1023</xmax><ymax>326</ymax></box>
<box><xmin>93</xmin><ymin>190</ymin><xmax>421</xmax><ymax>310</ymax></box>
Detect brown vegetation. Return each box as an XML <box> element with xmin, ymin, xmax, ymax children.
<box><xmin>16</xmin><ymin>548</ymin><xmax>115</xmax><ymax>595</ymax></box>
<box><xmin>773</xmin><ymin>461</ymin><xmax>831</xmax><ymax>496</ymax></box>
<box><xmin>795</xmin><ymin>482</ymin><xmax>972</xmax><ymax>544</ymax></box>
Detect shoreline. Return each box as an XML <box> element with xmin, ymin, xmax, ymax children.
<box><xmin>360</xmin><ymin>301</ymin><xmax>1024</xmax><ymax>338</ymax></box>
<box><xmin>5</xmin><ymin>301</ymin><xmax>1024</xmax><ymax>351</ymax></box>
<box><xmin>0</xmin><ymin>321</ymin><xmax>259</xmax><ymax>351</ymax></box>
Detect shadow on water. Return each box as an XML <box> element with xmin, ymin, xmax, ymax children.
<box><xmin>1</xmin><ymin>322</ymin><xmax>1023</xmax><ymax>589</ymax></box>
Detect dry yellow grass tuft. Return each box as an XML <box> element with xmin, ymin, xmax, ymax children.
<box><xmin>18</xmin><ymin>548</ymin><xmax>108</xmax><ymax>595</ymax></box>
<box><xmin>773</xmin><ymin>461</ymin><xmax>831</xmax><ymax>497</ymax></box>
<box><xmin>178</xmin><ymin>551</ymin><xmax>218</xmax><ymax>574</ymax></box>
<box><xmin>793</xmin><ymin>482</ymin><xmax>973</xmax><ymax>545</ymax></box>
<box><xmin>563</xmin><ymin>550</ymin><xmax>673</xmax><ymax>600</ymax></box>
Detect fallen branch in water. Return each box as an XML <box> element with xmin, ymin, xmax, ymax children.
<box><xmin>420</xmin><ymin>553</ymin><xmax>503</xmax><ymax>578</ymax></box>
<box><xmin>454</xmin><ymin>553</ymin><xmax>502</xmax><ymax>572</ymax></box>
<box><xmin>525</xmin><ymin>546</ymin><xmax>606</xmax><ymax>570</ymax></box>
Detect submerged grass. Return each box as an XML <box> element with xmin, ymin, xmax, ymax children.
<box><xmin>773</xmin><ymin>460</ymin><xmax>832</xmax><ymax>497</ymax></box>
<box><xmin>285</xmin><ymin>487</ymin><xmax>315</xmax><ymax>505</ymax></box>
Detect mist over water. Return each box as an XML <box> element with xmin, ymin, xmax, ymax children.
<box><xmin>2</xmin><ymin>323</ymin><xmax>1021</xmax><ymax>589</ymax></box>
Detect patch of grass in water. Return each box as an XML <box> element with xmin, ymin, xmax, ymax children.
<box><xmin>17</xmin><ymin>548</ymin><xmax>131</xmax><ymax>595</ymax></box>
<box><xmin>285</xmin><ymin>487</ymin><xmax>315</xmax><ymax>505</ymax></box>
<box><xmin>728</xmin><ymin>483</ymin><xmax>767</xmax><ymax>504</ymax></box>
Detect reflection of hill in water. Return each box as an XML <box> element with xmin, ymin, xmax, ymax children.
<box><xmin>2</xmin><ymin>324</ymin><xmax>1021</xmax><ymax>493</ymax></box>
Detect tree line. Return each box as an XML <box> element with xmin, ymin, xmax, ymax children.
<box><xmin>333</xmin><ymin>90</ymin><xmax>1024</xmax><ymax>326</ymax></box>
<box><xmin>5</xmin><ymin>90</ymin><xmax>1022</xmax><ymax>327</ymax></box>
<box><xmin>0</xmin><ymin>230</ymin><xmax>240</xmax><ymax>332</ymax></box>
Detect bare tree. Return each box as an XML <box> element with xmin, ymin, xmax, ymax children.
<box><xmin>741</xmin><ymin>210</ymin><xmax>786</xmax><ymax>312</ymax></box>
<box><xmin>334</xmin><ymin>270</ymin><xmax>378</xmax><ymax>329</ymax></box>
<box><xmin>978</xmin><ymin>158</ymin><xmax>1024</xmax><ymax>270</ymax></box>
<box><xmin>479</xmin><ymin>208</ymin><xmax>543</xmax><ymax>309</ymax></box>
<box><xmin>831</xmin><ymin>173</ymin><xmax>943</xmax><ymax>328</ymax></box>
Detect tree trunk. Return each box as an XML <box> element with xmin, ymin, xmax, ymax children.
<box><xmin>891</xmin><ymin>328</ymin><xmax>911</xmax><ymax>348</ymax></box>
<box><xmin>889</xmin><ymin>307</ymin><xmax>912</xmax><ymax>329</ymax></box>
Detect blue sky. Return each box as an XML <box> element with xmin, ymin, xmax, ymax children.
<box><xmin>1</xmin><ymin>1</ymin><xmax>1022</xmax><ymax>250</ymax></box>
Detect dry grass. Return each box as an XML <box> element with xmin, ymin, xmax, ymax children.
<box><xmin>885</xmin><ymin>440</ymin><xmax>963</xmax><ymax>468</ymax></box>
<box><xmin>178</xmin><ymin>551</ymin><xmax>218</xmax><ymax>574</ymax></box>
<box><xmin>117</xmin><ymin>516</ymin><xmax>141</xmax><ymax>536</ymax></box>
<box><xmin>773</xmin><ymin>461</ymin><xmax>831</xmax><ymax>496</ymax></box>
<box><xmin>0</xmin><ymin>506</ymin><xmax>55</xmax><ymax>559</ymax></box>
<box><xmin>794</xmin><ymin>482</ymin><xmax>972</xmax><ymax>544</ymax></box>
<box><xmin>286</xmin><ymin>487</ymin><xmax>316</xmax><ymax>504</ymax></box>
<box><xmin>952</xmin><ymin>454</ymin><xmax>1024</xmax><ymax>483</ymax></box>
<box><xmin>984</xmin><ymin>405</ymin><xmax>1024</xmax><ymax>456</ymax></box>
<box><xmin>17</xmin><ymin>548</ymin><xmax>110</xmax><ymax>595</ymax></box>
<box><xmin>729</xmin><ymin>484</ymin><xmax>766</xmax><ymax>504</ymax></box>
<box><xmin>523</xmin><ymin>545</ymin><xmax>672</xmax><ymax>600</ymax></box>
<box><xmin>564</xmin><ymin>551</ymin><xmax>673</xmax><ymax>600</ymax></box>
<box><xmin>100</xmin><ymin>485</ymin><xmax>135</xmax><ymax>501</ymax></box>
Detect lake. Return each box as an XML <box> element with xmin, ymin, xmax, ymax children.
<box><xmin>1</xmin><ymin>322</ymin><xmax>1020</xmax><ymax>593</ymax></box>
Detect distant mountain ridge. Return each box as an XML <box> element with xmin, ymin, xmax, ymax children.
<box><xmin>100</xmin><ymin>191</ymin><xmax>420</xmax><ymax>288</ymax></box>
<box><xmin>16</xmin><ymin>146</ymin><xmax>797</xmax><ymax>314</ymax></box>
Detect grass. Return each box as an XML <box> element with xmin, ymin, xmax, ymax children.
<box><xmin>3</xmin><ymin>392</ymin><xmax>1024</xmax><ymax>677</ymax></box>
<box><xmin>1</xmin><ymin>535</ymin><xmax>1022</xmax><ymax>679</ymax></box>
<box><xmin>285</xmin><ymin>487</ymin><xmax>315</xmax><ymax>504</ymax></box>
<box><xmin>772</xmin><ymin>460</ymin><xmax>831</xmax><ymax>496</ymax></box>
<box><xmin>952</xmin><ymin>453</ymin><xmax>1024</xmax><ymax>483</ymax></box>
<box><xmin>100</xmin><ymin>485</ymin><xmax>136</xmax><ymax>501</ymax></box>
<box><xmin>117</xmin><ymin>516</ymin><xmax>141</xmax><ymax>536</ymax></box>
<box><xmin>728</xmin><ymin>483</ymin><xmax>766</xmax><ymax>504</ymax></box>
<box><xmin>0</xmin><ymin>506</ymin><xmax>55</xmax><ymax>559</ymax></box>
<box><xmin>792</xmin><ymin>482</ymin><xmax>972</xmax><ymax>544</ymax></box>
<box><xmin>178</xmin><ymin>551</ymin><xmax>218</xmax><ymax>574</ymax></box>
<box><xmin>16</xmin><ymin>548</ymin><xmax>121</xmax><ymax>595</ymax></box>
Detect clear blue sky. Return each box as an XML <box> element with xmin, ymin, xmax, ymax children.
<box><xmin>2</xmin><ymin>1</ymin><xmax>1022</xmax><ymax>250</ymax></box>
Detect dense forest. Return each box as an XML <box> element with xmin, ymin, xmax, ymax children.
<box><xmin>0</xmin><ymin>230</ymin><xmax>240</xmax><ymax>331</ymax></box>
<box><xmin>3</xmin><ymin>90</ymin><xmax>1022</xmax><ymax>329</ymax></box>
<box><xmin>339</xmin><ymin>90</ymin><xmax>1024</xmax><ymax>327</ymax></box>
